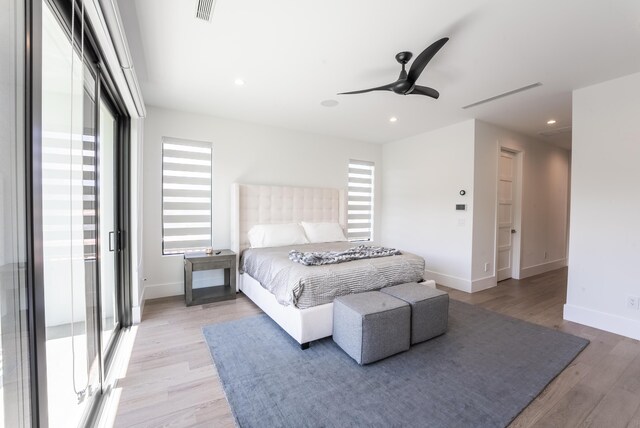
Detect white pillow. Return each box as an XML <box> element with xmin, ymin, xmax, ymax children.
<box><xmin>300</xmin><ymin>222</ymin><xmax>347</xmax><ymax>243</ymax></box>
<box><xmin>248</xmin><ymin>223</ymin><xmax>309</xmax><ymax>248</ymax></box>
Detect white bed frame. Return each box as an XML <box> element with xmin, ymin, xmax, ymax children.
<box><xmin>230</xmin><ymin>183</ymin><xmax>435</xmax><ymax>347</ymax></box>
<box><xmin>230</xmin><ymin>183</ymin><xmax>347</xmax><ymax>347</ymax></box>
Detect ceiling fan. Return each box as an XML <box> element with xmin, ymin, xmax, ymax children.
<box><xmin>338</xmin><ymin>37</ymin><xmax>449</xmax><ymax>99</ymax></box>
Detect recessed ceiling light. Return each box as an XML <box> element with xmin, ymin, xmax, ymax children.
<box><xmin>234</xmin><ymin>78</ymin><xmax>245</xmax><ymax>86</ymax></box>
<box><xmin>389</xmin><ymin>116</ymin><xmax>398</xmax><ymax>123</ymax></box>
<box><xmin>320</xmin><ymin>99</ymin><xmax>339</xmax><ymax>107</ymax></box>
<box><xmin>547</xmin><ymin>119</ymin><xmax>556</xmax><ymax>125</ymax></box>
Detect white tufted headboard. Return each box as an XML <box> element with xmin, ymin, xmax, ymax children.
<box><xmin>230</xmin><ymin>183</ymin><xmax>347</xmax><ymax>256</ymax></box>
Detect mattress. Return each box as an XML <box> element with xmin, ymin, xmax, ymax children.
<box><xmin>240</xmin><ymin>242</ymin><xmax>425</xmax><ymax>309</ymax></box>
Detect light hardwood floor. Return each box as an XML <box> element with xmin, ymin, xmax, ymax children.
<box><xmin>113</xmin><ymin>268</ymin><xmax>640</xmax><ymax>427</ymax></box>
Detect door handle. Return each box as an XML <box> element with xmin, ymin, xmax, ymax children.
<box><xmin>511</xmin><ymin>229</ymin><xmax>516</xmax><ymax>234</ymax></box>
<box><xmin>109</xmin><ymin>231</ymin><xmax>115</xmax><ymax>251</ymax></box>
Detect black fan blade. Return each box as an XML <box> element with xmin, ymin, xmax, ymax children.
<box><xmin>338</xmin><ymin>82</ymin><xmax>394</xmax><ymax>95</ymax></box>
<box><xmin>407</xmin><ymin>37</ymin><xmax>449</xmax><ymax>84</ymax></box>
<box><xmin>409</xmin><ymin>85</ymin><xmax>440</xmax><ymax>99</ymax></box>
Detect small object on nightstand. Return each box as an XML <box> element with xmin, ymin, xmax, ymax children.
<box><xmin>183</xmin><ymin>249</ymin><xmax>236</xmax><ymax>306</ymax></box>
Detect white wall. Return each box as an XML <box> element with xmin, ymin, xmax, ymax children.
<box><xmin>473</xmin><ymin>121</ymin><xmax>571</xmax><ymax>286</ymax></box>
<box><xmin>565</xmin><ymin>72</ymin><xmax>640</xmax><ymax>341</ymax></box>
<box><xmin>381</xmin><ymin>120</ymin><xmax>476</xmax><ymax>291</ymax></box>
<box><xmin>142</xmin><ymin>106</ymin><xmax>383</xmax><ymax>299</ymax></box>
<box><xmin>130</xmin><ymin>117</ymin><xmax>145</xmax><ymax>323</ymax></box>
<box><xmin>381</xmin><ymin>119</ymin><xmax>571</xmax><ymax>293</ymax></box>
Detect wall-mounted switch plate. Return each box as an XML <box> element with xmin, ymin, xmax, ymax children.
<box><xmin>484</xmin><ymin>263</ymin><xmax>490</xmax><ymax>272</ymax></box>
<box><xmin>627</xmin><ymin>295</ymin><xmax>640</xmax><ymax>310</ymax></box>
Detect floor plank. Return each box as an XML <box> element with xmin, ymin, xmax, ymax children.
<box><xmin>112</xmin><ymin>268</ymin><xmax>640</xmax><ymax>427</ymax></box>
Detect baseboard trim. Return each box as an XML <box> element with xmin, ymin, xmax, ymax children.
<box><xmin>471</xmin><ymin>275</ymin><xmax>497</xmax><ymax>293</ymax></box>
<box><xmin>519</xmin><ymin>258</ymin><xmax>567</xmax><ymax>279</ymax></box>
<box><xmin>563</xmin><ymin>303</ymin><xmax>640</xmax><ymax>341</ymax></box>
<box><xmin>424</xmin><ymin>271</ymin><xmax>472</xmax><ymax>293</ymax></box>
<box><xmin>418</xmin><ymin>280</ymin><xmax>437</xmax><ymax>289</ymax></box>
<box><xmin>132</xmin><ymin>285</ymin><xmax>146</xmax><ymax>325</ymax></box>
<box><xmin>143</xmin><ymin>281</ymin><xmax>183</xmax><ymax>300</ymax></box>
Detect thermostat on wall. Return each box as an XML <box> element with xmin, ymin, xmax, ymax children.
<box><xmin>456</xmin><ymin>204</ymin><xmax>466</xmax><ymax>211</ymax></box>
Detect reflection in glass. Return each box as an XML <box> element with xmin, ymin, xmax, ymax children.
<box><xmin>0</xmin><ymin>0</ymin><xmax>30</xmax><ymax>426</ymax></box>
<box><xmin>99</xmin><ymin>102</ymin><xmax>118</xmax><ymax>352</ymax></box>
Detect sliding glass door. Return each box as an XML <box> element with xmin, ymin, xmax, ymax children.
<box><xmin>42</xmin><ymin>4</ymin><xmax>98</xmax><ymax>424</ymax></box>
<box><xmin>41</xmin><ymin>2</ymin><xmax>124</xmax><ymax>426</ymax></box>
<box><xmin>99</xmin><ymin>100</ymin><xmax>119</xmax><ymax>355</ymax></box>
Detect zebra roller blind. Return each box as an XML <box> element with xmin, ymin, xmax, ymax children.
<box><xmin>347</xmin><ymin>159</ymin><xmax>374</xmax><ymax>241</ymax></box>
<box><xmin>162</xmin><ymin>137</ymin><xmax>213</xmax><ymax>254</ymax></box>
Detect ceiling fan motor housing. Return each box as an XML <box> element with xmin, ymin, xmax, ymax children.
<box><xmin>392</xmin><ymin>80</ymin><xmax>415</xmax><ymax>94</ymax></box>
<box><xmin>395</xmin><ymin>51</ymin><xmax>413</xmax><ymax>64</ymax></box>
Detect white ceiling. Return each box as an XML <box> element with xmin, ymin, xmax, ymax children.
<box><xmin>118</xmin><ymin>0</ymin><xmax>640</xmax><ymax>147</ymax></box>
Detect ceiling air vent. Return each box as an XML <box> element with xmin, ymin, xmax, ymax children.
<box><xmin>538</xmin><ymin>126</ymin><xmax>572</xmax><ymax>138</ymax></box>
<box><xmin>196</xmin><ymin>0</ymin><xmax>216</xmax><ymax>22</ymax></box>
<box><xmin>462</xmin><ymin>82</ymin><xmax>542</xmax><ymax>109</ymax></box>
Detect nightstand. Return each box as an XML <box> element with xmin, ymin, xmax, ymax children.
<box><xmin>183</xmin><ymin>250</ymin><xmax>236</xmax><ymax>306</ymax></box>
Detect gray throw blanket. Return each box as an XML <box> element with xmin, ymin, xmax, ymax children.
<box><xmin>289</xmin><ymin>245</ymin><xmax>401</xmax><ymax>266</ymax></box>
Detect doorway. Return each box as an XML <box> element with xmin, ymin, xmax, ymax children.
<box><xmin>496</xmin><ymin>148</ymin><xmax>522</xmax><ymax>281</ymax></box>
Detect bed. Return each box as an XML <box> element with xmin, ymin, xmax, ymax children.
<box><xmin>230</xmin><ymin>183</ymin><xmax>425</xmax><ymax>348</ymax></box>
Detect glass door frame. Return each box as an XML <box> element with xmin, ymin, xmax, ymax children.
<box><xmin>25</xmin><ymin>0</ymin><xmax>133</xmax><ymax>425</ymax></box>
<box><xmin>96</xmin><ymin>86</ymin><xmax>131</xmax><ymax>372</ymax></box>
<box><xmin>25</xmin><ymin>0</ymin><xmax>48</xmax><ymax>425</ymax></box>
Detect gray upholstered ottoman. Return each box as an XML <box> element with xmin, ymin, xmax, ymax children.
<box><xmin>333</xmin><ymin>291</ymin><xmax>410</xmax><ymax>365</ymax></box>
<box><xmin>381</xmin><ymin>282</ymin><xmax>449</xmax><ymax>345</ymax></box>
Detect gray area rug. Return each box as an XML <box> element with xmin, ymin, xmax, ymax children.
<box><xmin>203</xmin><ymin>300</ymin><xmax>588</xmax><ymax>428</ymax></box>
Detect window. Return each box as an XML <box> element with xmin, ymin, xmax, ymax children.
<box><xmin>162</xmin><ymin>137</ymin><xmax>213</xmax><ymax>254</ymax></box>
<box><xmin>347</xmin><ymin>159</ymin><xmax>375</xmax><ymax>241</ymax></box>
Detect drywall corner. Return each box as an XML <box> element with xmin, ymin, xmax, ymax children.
<box><xmin>567</xmin><ymin>71</ymin><xmax>640</xmax><ymax>340</ymax></box>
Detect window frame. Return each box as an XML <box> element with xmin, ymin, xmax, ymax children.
<box><xmin>161</xmin><ymin>137</ymin><xmax>213</xmax><ymax>255</ymax></box>
<box><xmin>347</xmin><ymin>159</ymin><xmax>375</xmax><ymax>242</ymax></box>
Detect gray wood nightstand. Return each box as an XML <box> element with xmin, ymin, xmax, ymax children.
<box><xmin>183</xmin><ymin>250</ymin><xmax>236</xmax><ymax>306</ymax></box>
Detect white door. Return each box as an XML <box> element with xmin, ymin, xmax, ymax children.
<box><xmin>497</xmin><ymin>150</ymin><xmax>517</xmax><ymax>281</ymax></box>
